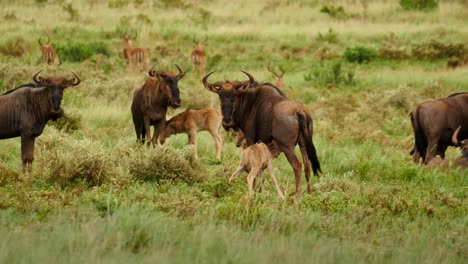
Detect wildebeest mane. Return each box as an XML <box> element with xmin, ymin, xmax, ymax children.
<box><xmin>447</xmin><ymin>92</ymin><xmax>468</xmax><ymax>97</ymax></box>
<box><xmin>1</xmin><ymin>82</ymin><xmax>42</xmax><ymax>95</ymax></box>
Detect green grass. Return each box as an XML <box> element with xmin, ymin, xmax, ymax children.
<box><xmin>0</xmin><ymin>0</ymin><xmax>467</xmax><ymax>263</ymax></box>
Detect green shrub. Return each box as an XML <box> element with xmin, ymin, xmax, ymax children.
<box><xmin>320</xmin><ymin>5</ymin><xmax>348</xmax><ymax>19</ymax></box>
<box><xmin>400</xmin><ymin>0</ymin><xmax>438</xmax><ymax>10</ymax></box>
<box><xmin>317</xmin><ymin>28</ymin><xmax>339</xmax><ymax>43</ymax></box>
<box><xmin>62</xmin><ymin>3</ymin><xmax>79</xmax><ymax>21</ymax></box>
<box><xmin>343</xmin><ymin>46</ymin><xmax>377</xmax><ymax>63</ymax></box>
<box><xmin>55</xmin><ymin>42</ymin><xmax>110</xmax><ymax>62</ymax></box>
<box><xmin>304</xmin><ymin>61</ymin><xmax>356</xmax><ymax>87</ymax></box>
<box><xmin>128</xmin><ymin>146</ymin><xmax>205</xmax><ymax>184</ymax></box>
<box><xmin>48</xmin><ymin>113</ymin><xmax>82</xmax><ymax>133</ymax></box>
<box><xmin>35</xmin><ymin>129</ymin><xmax>113</xmax><ymax>188</ymax></box>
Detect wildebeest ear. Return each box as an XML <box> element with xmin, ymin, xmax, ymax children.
<box><xmin>233</xmin><ymin>82</ymin><xmax>250</xmax><ymax>95</ymax></box>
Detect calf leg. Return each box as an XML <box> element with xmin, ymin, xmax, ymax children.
<box><xmin>267</xmin><ymin>161</ymin><xmax>285</xmax><ymax>199</ymax></box>
<box><xmin>188</xmin><ymin>131</ymin><xmax>198</xmax><ymax>159</ymax></box>
<box><xmin>209</xmin><ymin>129</ymin><xmax>223</xmax><ymax>159</ymax></box>
<box><xmin>21</xmin><ymin>136</ymin><xmax>35</xmax><ymax>174</ymax></box>
<box><xmin>246</xmin><ymin>168</ymin><xmax>260</xmax><ymax>196</ymax></box>
<box><xmin>229</xmin><ymin>164</ymin><xmax>244</xmax><ymax>182</ymax></box>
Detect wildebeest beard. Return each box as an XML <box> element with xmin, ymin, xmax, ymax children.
<box><xmin>50</xmin><ymin>108</ymin><xmax>64</xmax><ymax>121</ymax></box>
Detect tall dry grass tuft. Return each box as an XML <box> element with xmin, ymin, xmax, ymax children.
<box><xmin>34</xmin><ymin>128</ymin><xmax>114</xmax><ymax>188</ymax></box>
<box><xmin>0</xmin><ymin>164</ymin><xmax>18</xmax><ymax>187</ymax></box>
<box><xmin>128</xmin><ymin>145</ymin><xmax>205</xmax><ymax>184</ymax></box>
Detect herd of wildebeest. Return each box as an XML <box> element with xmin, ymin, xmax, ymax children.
<box><xmin>0</xmin><ymin>35</ymin><xmax>466</xmax><ymax>198</ymax></box>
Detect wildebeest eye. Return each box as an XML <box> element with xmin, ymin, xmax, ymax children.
<box><xmin>62</xmin><ymin>80</ymin><xmax>69</xmax><ymax>86</ymax></box>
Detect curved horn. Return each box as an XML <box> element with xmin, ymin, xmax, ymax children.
<box><xmin>452</xmin><ymin>126</ymin><xmax>461</xmax><ymax>146</ymax></box>
<box><xmin>202</xmin><ymin>36</ymin><xmax>208</xmax><ymax>45</ymax></box>
<box><xmin>240</xmin><ymin>70</ymin><xmax>255</xmax><ymax>84</ymax></box>
<box><xmin>70</xmin><ymin>71</ymin><xmax>81</xmax><ymax>86</ymax></box>
<box><xmin>279</xmin><ymin>65</ymin><xmax>286</xmax><ymax>77</ymax></box>
<box><xmin>202</xmin><ymin>71</ymin><xmax>219</xmax><ymax>93</ymax></box>
<box><xmin>267</xmin><ymin>63</ymin><xmax>279</xmax><ymax>78</ymax></box>
<box><xmin>38</xmin><ymin>38</ymin><xmax>43</xmax><ymax>47</ymax></box>
<box><xmin>32</xmin><ymin>70</ymin><xmax>44</xmax><ymax>83</ymax></box>
<box><xmin>193</xmin><ymin>36</ymin><xmax>198</xmax><ymax>44</ymax></box>
<box><xmin>46</xmin><ymin>35</ymin><xmax>50</xmax><ymax>45</ymax></box>
<box><xmin>175</xmin><ymin>64</ymin><xmax>185</xmax><ymax>79</ymax></box>
<box><xmin>148</xmin><ymin>63</ymin><xmax>157</xmax><ymax>77</ymax></box>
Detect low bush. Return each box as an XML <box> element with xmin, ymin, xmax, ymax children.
<box><xmin>0</xmin><ymin>37</ymin><xmax>26</xmax><ymax>57</ymax></box>
<box><xmin>411</xmin><ymin>39</ymin><xmax>465</xmax><ymax>60</ymax></box>
<box><xmin>400</xmin><ymin>0</ymin><xmax>438</xmax><ymax>10</ymax></box>
<box><xmin>55</xmin><ymin>42</ymin><xmax>110</xmax><ymax>62</ymax></box>
<box><xmin>128</xmin><ymin>145</ymin><xmax>205</xmax><ymax>184</ymax></box>
<box><xmin>48</xmin><ymin>113</ymin><xmax>82</xmax><ymax>133</ymax></box>
<box><xmin>320</xmin><ymin>5</ymin><xmax>348</xmax><ymax>20</ymax></box>
<box><xmin>343</xmin><ymin>46</ymin><xmax>377</xmax><ymax>63</ymax></box>
<box><xmin>304</xmin><ymin>61</ymin><xmax>356</xmax><ymax>87</ymax></box>
<box><xmin>35</xmin><ymin>129</ymin><xmax>113</xmax><ymax>188</ymax></box>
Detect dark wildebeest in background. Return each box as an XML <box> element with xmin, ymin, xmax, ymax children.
<box><xmin>131</xmin><ymin>64</ymin><xmax>186</xmax><ymax>146</ymax></box>
<box><xmin>159</xmin><ymin>108</ymin><xmax>223</xmax><ymax>159</ymax></box>
<box><xmin>427</xmin><ymin>126</ymin><xmax>468</xmax><ymax>169</ymax></box>
<box><xmin>203</xmin><ymin>71</ymin><xmax>321</xmax><ymax>196</ymax></box>
<box><xmin>229</xmin><ymin>141</ymin><xmax>285</xmax><ymax>199</ymax></box>
<box><xmin>409</xmin><ymin>93</ymin><xmax>468</xmax><ymax>164</ymax></box>
<box><xmin>0</xmin><ymin>70</ymin><xmax>80</xmax><ymax>173</ymax></box>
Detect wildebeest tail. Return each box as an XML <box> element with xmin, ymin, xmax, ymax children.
<box><xmin>297</xmin><ymin>113</ymin><xmax>322</xmax><ymax>176</ymax></box>
<box><xmin>409</xmin><ymin>107</ymin><xmax>427</xmax><ymax>162</ymax></box>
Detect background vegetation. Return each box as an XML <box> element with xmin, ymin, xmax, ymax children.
<box><xmin>0</xmin><ymin>0</ymin><xmax>467</xmax><ymax>263</ymax></box>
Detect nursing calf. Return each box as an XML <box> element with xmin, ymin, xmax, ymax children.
<box><xmin>159</xmin><ymin>108</ymin><xmax>223</xmax><ymax>159</ymax></box>
<box><xmin>229</xmin><ymin>141</ymin><xmax>285</xmax><ymax>199</ymax></box>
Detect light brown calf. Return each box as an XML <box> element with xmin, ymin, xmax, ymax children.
<box><xmin>229</xmin><ymin>141</ymin><xmax>285</xmax><ymax>199</ymax></box>
<box><xmin>159</xmin><ymin>108</ymin><xmax>223</xmax><ymax>159</ymax></box>
<box><xmin>427</xmin><ymin>126</ymin><xmax>468</xmax><ymax>169</ymax></box>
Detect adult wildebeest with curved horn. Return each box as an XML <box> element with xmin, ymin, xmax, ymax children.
<box><xmin>203</xmin><ymin>71</ymin><xmax>321</xmax><ymax>196</ymax></box>
<box><xmin>0</xmin><ymin>70</ymin><xmax>80</xmax><ymax>173</ymax></box>
<box><xmin>409</xmin><ymin>92</ymin><xmax>468</xmax><ymax>164</ymax></box>
<box><xmin>131</xmin><ymin>64</ymin><xmax>186</xmax><ymax>147</ymax></box>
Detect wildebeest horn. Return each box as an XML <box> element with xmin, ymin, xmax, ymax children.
<box><xmin>148</xmin><ymin>63</ymin><xmax>157</xmax><ymax>77</ymax></box>
<box><xmin>70</xmin><ymin>71</ymin><xmax>81</xmax><ymax>86</ymax></box>
<box><xmin>240</xmin><ymin>70</ymin><xmax>255</xmax><ymax>84</ymax></box>
<box><xmin>175</xmin><ymin>64</ymin><xmax>185</xmax><ymax>79</ymax></box>
<box><xmin>202</xmin><ymin>71</ymin><xmax>218</xmax><ymax>93</ymax></box>
<box><xmin>32</xmin><ymin>70</ymin><xmax>44</xmax><ymax>83</ymax></box>
<box><xmin>452</xmin><ymin>126</ymin><xmax>461</xmax><ymax>146</ymax></box>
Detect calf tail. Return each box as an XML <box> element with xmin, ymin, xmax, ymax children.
<box><xmin>410</xmin><ymin>107</ymin><xmax>427</xmax><ymax>163</ymax></box>
<box><xmin>297</xmin><ymin>113</ymin><xmax>322</xmax><ymax>176</ymax></box>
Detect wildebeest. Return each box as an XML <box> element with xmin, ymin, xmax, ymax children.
<box><xmin>159</xmin><ymin>108</ymin><xmax>223</xmax><ymax>159</ymax></box>
<box><xmin>0</xmin><ymin>70</ymin><xmax>80</xmax><ymax>173</ymax></box>
<box><xmin>267</xmin><ymin>64</ymin><xmax>285</xmax><ymax>89</ymax></box>
<box><xmin>229</xmin><ymin>141</ymin><xmax>285</xmax><ymax>199</ymax></box>
<box><xmin>203</xmin><ymin>71</ymin><xmax>321</xmax><ymax>195</ymax></box>
<box><xmin>427</xmin><ymin>126</ymin><xmax>468</xmax><ymax>169</ymax></box>
<box><xmin>121</xmin><ymin>32</ymin><xmax>149</xmax><ymax>72</ymax></box>
<box><xmin>38</xmin><ymin>36</ymin><xmax>61</xmax><ymax>65</ymax></box>
<box><xmin>409</xmin><ymin>92</ymin><xmax>468</xmax><ymax>164</ymax></box>
<box><xmin>191</xmin><ymin>36</ymin><xmax>207</xmax><ymax>76</ymax></box>
<box><xmin>131</xmin><ymin>64</ymin><xmax>186</xmax><ymax>146</ymax></box>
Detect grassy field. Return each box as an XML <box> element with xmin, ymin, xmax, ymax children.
<box><xmin>0</xmin><ymin>0</ymin><xmax>467</xmax><ymax>263</ymax></box>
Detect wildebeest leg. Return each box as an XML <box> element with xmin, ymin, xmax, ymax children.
<box><xmin>152</xmin><ymin>123</ymin><xmax>162</xmax><ymax>148</ymax></box>
<box><xmin>267</xmin><ymin>161</ymin><xmax>285</xmax><ymax>199</ymax></box>
<box><xmin>425</xmin><ymin>139</ymin><xmax>439</xmax><ymax>164</ymax></box>
<box><xmin>21</xmin><ymin>136</ymin><xmax>35</xmax><ymax>174</ymax></box>
<box><xmin>246</xmin><ymin>168</ymin><xmax>260</xmax><ymax>196</ymax></box>
<box><xmin>299</xmin><ymin>142</ymin><xmax>311</xmax><ymax>193</ymax></box>
<box><xmin>208</xmin><ymin>129</ymin><xmax>223</xmax><ymax>159</ymax></box>
<box><xmin>133</xmin><ymin>118</ymin><xmax>144</xmax><ymax>144</ymax></box>
<box><xmin>143</xmin><ymin>117</ymin><xmax>152</xmax><ymax>146</ymax></box>
<box><xmin>283</xmin><ymin>148</ymin><xmax>303</xmax><ymax>196</ymax></box>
